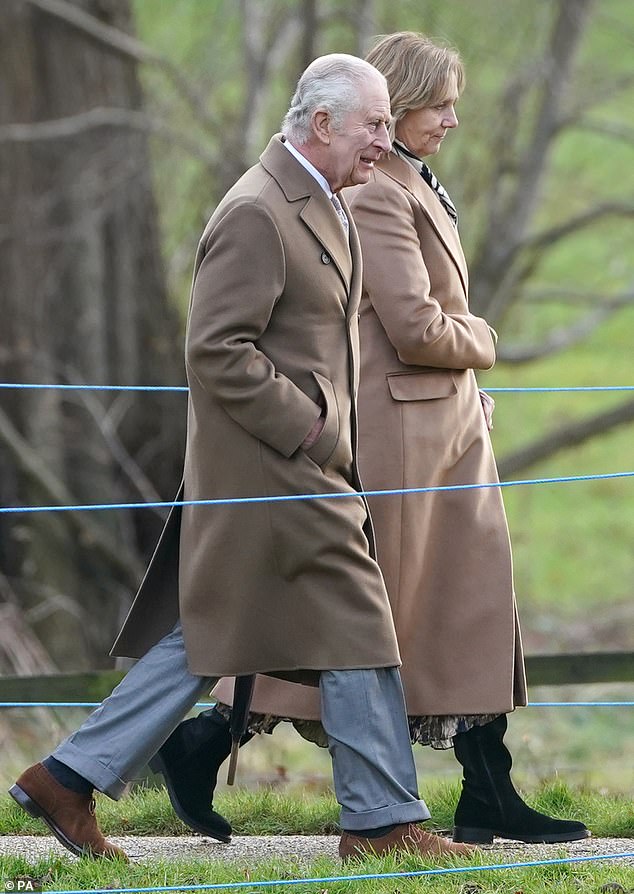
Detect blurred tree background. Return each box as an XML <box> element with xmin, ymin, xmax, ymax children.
<box><xmin>0</xmin><ymin>0</ymin><xmax>632</xmax><ymax>789</ymax></box>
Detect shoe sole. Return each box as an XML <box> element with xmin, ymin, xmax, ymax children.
<box><xmin>148</xmin><ymin>754</ymin><xmax>231</xmax><ymax>843</ymax></box>
<box><xmin>453</xmin><ymin>825</ymin><xmax>592</xmax><ymax>844</ymax></box>
<box><xmin>9</xmin><ymin>783</ymin><xmax>100</xmax><ymax>858</ymax></box>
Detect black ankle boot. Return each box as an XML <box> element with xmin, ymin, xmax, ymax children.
<box><xmin>452</xmin><ymin>714</ymin><xmax>590</xmax><ymax>844</ymax></box>
<box><xmin>150</xmin><ymin>707</ymin><xmax>250</xmax><ymax>842</ymax></box>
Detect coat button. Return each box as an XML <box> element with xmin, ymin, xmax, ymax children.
<box><xmin>321</xmin><ymin>251</ymin><xmax>331</xmax><ymax>264</ymax></box>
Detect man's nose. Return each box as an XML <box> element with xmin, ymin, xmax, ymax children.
<box><xmin>374</xmin><ymin>122</ymin><xmax>392</xmax><ymax>152</ymax></box>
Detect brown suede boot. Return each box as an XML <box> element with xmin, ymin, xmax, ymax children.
<box><xmin>9</xmin><ymin>763</ymin><xmax>128</xmax><ymax>860</ymax></box>
<box><xmin>339</xmin><ymin>822</ymin><xmax>475</xmax><ymax>861</ymax></box>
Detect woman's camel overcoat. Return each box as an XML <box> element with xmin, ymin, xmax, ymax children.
<box><xmin>213</xmin><ymin>150</ymin><xmax>527</xmax><ymax>714</ymax></box>
<box><xmin>110</xmin><ymin>136</ymin><xmax>400</xmax><ymax>681</ymax></box>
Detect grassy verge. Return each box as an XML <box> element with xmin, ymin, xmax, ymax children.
<box><xmin>1</xmin><ymin>783</ymin><xmax>633</xmax><ymax>892</ymax></box>
<box><xmin>1</xmin><ymin>850</ymin><xmax>633</xmax><ymax>894</ymax></box>
<box><xmin>1</xmin><ymin>780</ymin><xmax>632</xmax><ymax>838</ymax></box>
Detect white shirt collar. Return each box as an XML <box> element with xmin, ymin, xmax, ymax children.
<box><xmin>282</xmin><ymin>137</ymin><xmax>334</xmax><ymax>197</ymax></box>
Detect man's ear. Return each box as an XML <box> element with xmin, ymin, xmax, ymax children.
<box><xmin>312</xmin><ymin>109</ymin><xmax>331</xmax><ymax>144</ymax></box>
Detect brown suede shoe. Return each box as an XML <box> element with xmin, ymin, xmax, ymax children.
<box><xmin>339</xmin><ymin>822</ymin><xmax>476</xmax><ymax>861</ymax></box>
<box><xmin>9</xmin><ymin>763</ymin><xmax>128</xmax><ymax>860</ymax></box>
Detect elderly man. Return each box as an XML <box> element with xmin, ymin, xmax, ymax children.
<box><xmin>9</xmin><ymin>54</ymin><xmax>471</xmax><ymax>863</ymax></box>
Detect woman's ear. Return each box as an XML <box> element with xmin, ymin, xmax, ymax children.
<box><xmin>311</xmin><ymin>109</ymin><xmax>332</xmax><ymax>144</ymax></box>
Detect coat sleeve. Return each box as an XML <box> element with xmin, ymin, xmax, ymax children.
<box><xmin>185</xmin><ymin>201</ymin><xmax>321</xmax><ymax>457</ymax></box>
<box><xmin>348</xmin><ymin>177</ymin><xmax>496</xmax><ymax>370</ymax></box>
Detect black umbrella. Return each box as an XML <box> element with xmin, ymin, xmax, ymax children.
<box><xmin>226</xmin><ymin>674</ymin><xmax>256</xmax><ymax>785</ymax></box>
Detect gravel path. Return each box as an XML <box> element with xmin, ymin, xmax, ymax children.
<box><xmin>1</xmin><ymin>834</ymin><xmax>633</xmax><ymax>866</ymax></box>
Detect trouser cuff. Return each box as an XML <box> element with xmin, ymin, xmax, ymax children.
<box><xmin>340</xmin><ymin>797</ymin><xmax>430</xmax><ymax>831</ymax></box>
<box><xmin>52</xmin><ymin>742</ymin><xmax>128</xmax><ymax>800</ymax></box>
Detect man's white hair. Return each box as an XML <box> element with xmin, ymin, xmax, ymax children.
<box><xmin>282</xmin><ymin>53</ymin><xmax>385</xmax><ymax>145</ymax></box>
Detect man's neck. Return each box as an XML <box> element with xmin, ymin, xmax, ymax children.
<box><xmin>283</xmin><ymin>137</ymin><xmax>334</xmax><ymax>196</ymax></box>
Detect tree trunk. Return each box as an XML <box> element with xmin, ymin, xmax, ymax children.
<box><xmin>0</xmin><ymin>0</ymin><xmax>184</xmax><ymax>671</ymax></box>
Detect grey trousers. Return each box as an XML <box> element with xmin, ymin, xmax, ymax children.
<box><xmin>53</xmin><ymin>623</ymin><xmax>429</xmax><ymax>831</ymax></box>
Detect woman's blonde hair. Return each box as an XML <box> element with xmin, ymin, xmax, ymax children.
<box><xmin>366</xmin><ymin>32</ymin><xmax>465</xmax><ymax>137</ymax></box>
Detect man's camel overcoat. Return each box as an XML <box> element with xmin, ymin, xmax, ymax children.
<box><xmin>111</xmin><ymin>136</ymin><xmax>400</xmax><ymax>680</ymax></box>
<box><xmin>213</xmin><ymin>150</ymin><xmax>527</xmax><ymax>714</ymax></box>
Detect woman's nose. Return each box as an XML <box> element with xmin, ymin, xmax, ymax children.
<box><xmin>444</xmin><ymin>106</ymin><xmax>459</xmax><ymax>128</ymax></box>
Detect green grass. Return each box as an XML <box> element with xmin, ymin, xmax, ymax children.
<box><xmin>1</xmin><ymin>785</ymin><xmax>632</xmax><ymax>892</ymax></box>
<box><xmin>0</xmin><ymin>851</ymin><xmax>632</xmax><ymax>894</ymax></box>
<box><xmin>1</xmin><ymin>781</ymin><xmax>632</xmax><ymax>838</ymax></box>
<box><xmin>1</xmin><ymin>852</ymin><xmax>633</xmax><ymax>894</ymax></box>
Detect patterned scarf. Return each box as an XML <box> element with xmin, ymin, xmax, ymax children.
<box><xmin>393</xmin><ymin>140</ymin><xmax>458</xmax><ymax>227</ymax></box>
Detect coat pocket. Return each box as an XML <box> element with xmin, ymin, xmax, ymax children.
<box><xmin>386</xmin><ymin>370</ymin><xmax>457</xmax><ymax>402</ymax></box>
<box><xmin>304</xmin><ymin>371</ymin><xmax>341</xmax><ymax>468</ymax></box>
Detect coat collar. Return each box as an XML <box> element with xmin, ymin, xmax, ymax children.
<box><xmin>260</xmin><ymin>135</ymin><xmax>354</xmax><ymax>293</ymax></box>
<box><xmin>376</xmin><ymin>151</ymin><xmax>468</xmax><ymax>293</ymax></box>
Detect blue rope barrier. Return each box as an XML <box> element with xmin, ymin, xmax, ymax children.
<box><xmin>1</xmin><ymin>382</ymin><xmax>634</xmax><ymax>393</ymax></box>
<box><xmin>486</xmin><ymin>386</ymin><xmax>634</xmax><ymax>392</ymax></box>
<box><xmin>1</xmin><ymin>470</ymin><xmax>633</xmax><ymax>515</ymax></box>
<box><xmin>1</xmin><ymin>700</ymin><xmax>631</xmax><ymax>709</ymax></box>
<box><xmin>42</xmin><ymin>851</ymin><xmax>634</xmax><ymax>894</ymax></box>
<box><xmin>528</xmin><ymin>701</ymin><xmax>634</xmax><ymax>706</ymax></box>
<box><xmin>0</xmin><ymin>702</ymin><xmax>214</xmax><ymax>709</ymax></box>
<box><xmin>0</xmin><ymin>701</ymin><xmax>631</xmax><ymax>708</ymax></box>
<box><xmin>0</xmin><ymin>383</ymin><xmax>188</xmax><ymax>392</ymax></box>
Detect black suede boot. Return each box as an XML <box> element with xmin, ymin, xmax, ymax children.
<box><xmin>452</xmin><ymin>714</ymin><xmax>590</xmax><ymax>844</ymax></box>
<box><xmin>149</xmin><ymin>707</ymin><xmax>251</xmax><ymax>842</ymax></box>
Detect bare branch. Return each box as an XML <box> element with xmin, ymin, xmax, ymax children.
<box><xmin>572</xmin><ymin>117</ymin><xmax>634</xmax><ymax>145</ymax></box>
<box><xmin>298</xmin><ymin>0</ymin><xmax>318</xmax><ymax>70</ymax></box>
<box><xmin>76</xmin><ymin>390</ymin><xmax>165</xmax><ymax>514</ymax></box>
<box><xmin>497</xmin><ymin>291</ymin><xmax>634</xmax><ymax>363</ymax></box>
<box><xmin>561</xmin><ymin>71</ymin><xmax>634</xmax><ymax>129</ymax></box>
<box><xmin>469</xmin><ymin>0</ymin><xmax>597</xmax><ymax>318</ymax></box>
<box><xmin>507</xmin><ymin>0</ymin><xmax>596</xmax><ymax>234</ymax></box>
<box><xmin>23</xmin><ymin>0</ymin><xmax>222</xmax><ymax>133</ymax></box>
<box><xmin>21</xmin><ymin>581</ymin><xmax>86</xmax><ymax>624</ymax></box>
<box><xmin>24</xmin><ymin>0</ymin><xmax>160</xmax><ymax>64</ymax></box>
<box><xmin>523</xmin><ymin>286</ymin><xmax>631</xmax><ymax>306</ymax></box>
<box><xmin>241</xmin><ymin>0</ymin><xmax>303</xmax><ymax>163</ymax></box>
<box><xmin>472</xmin><ymin>198</ymin><xmax>634</xmax><ymax>323</ymax></box>
<box><xmin>526</xmin><ymin>202</ymin><xmax>634</xmax><ymax>252</ymax></box>
<box><xmin>0</xmin><ymin>574</ymin><xmax>58</xmax><ymax>674</ymax></box>
<box><xmin>0</xmin><ymin>106</ymin><xmax>218</xmax><ymax>164</ymax></box>
<box><xmin>352</xmin><ymin>0</ymin><xmax>378</xmax><ymax>55</ymax></box>
<box><xmin>0</xmin><ymin>405</ymin><xmax>145</xmax><ymax>586</ymax></box>
<box><xmin>497</xmin><ymin>397</ymin><xmax>634</xmax><ymax>478</ymax></box>
<box><xmin>480</xmin><ymin>197</ymin><xmax>634</xmax><ymax>299</ymax></box>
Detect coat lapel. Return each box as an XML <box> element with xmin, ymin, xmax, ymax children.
<box><xmin>299</xmin><ymin>198</ymin><xmax>352</xmax><ymax>292</ymax></box>
<box><xmin>377</xmin><ymin>152</ymin><xmax>469</xmax><ymax>294</ymax></box>
<box><xmin>260</xmin><ymin>136</ymin><xmax>353</xmax><ymax>295</ymax></box>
